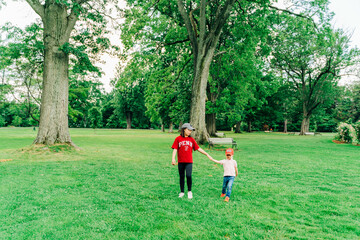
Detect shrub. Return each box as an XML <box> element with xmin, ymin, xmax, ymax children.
<box><xmin>353</xmin><ymin>121</ymin><xmax>360</xmax><ymax>143</ymax></box>
<box><xmin>0</xmin><ymin>116</ymin><xmax>6</xmax><ymax>127</ymax></box>
<box><xmin>335</xmin><ymin>122</ymin><xmax>358</xmax><ymax>145</ymax></box>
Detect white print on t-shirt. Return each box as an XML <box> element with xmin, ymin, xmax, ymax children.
<box><xmin>179</xmin><ymin>141</ymin><xmax>193</xmax><ymax>148</ymax></box>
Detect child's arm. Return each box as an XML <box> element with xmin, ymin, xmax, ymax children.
<box><xmin>171</xmin><ymin>149</ymin><xmax>177</xmax><ymax>165</ymax></box>
<box><xmin>208</xmin><ymin>157</ymin><xmax>222</xmax><ymax>164</ymax></box>
<box><xmin>235</xmin><ymin>166</ymin><xmax>238</xmax><ymax>176</ymax></box>
<box><xmin>197</xmin><ymin>148</ymin><xmax>214</xmax><ymax>161</ymax></box>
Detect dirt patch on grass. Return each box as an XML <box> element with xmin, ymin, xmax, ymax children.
<box><xmin>332</xmin><ymin>140</ymin><xmax>360</xmax><ymax>146</ymax></box>
<box><xmin>0</xmin><ymin>159</ymin><xmax>13</xmax><ymax>162</ymax></box>
<box><xmin>21</xmin><ymin>143</ymin><xmax>78</xmax><ymax>154</ymax></box>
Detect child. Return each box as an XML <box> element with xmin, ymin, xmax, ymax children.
<box><xmin>209</xmin><ymin>148</ymin><xmax>238</xmax><ymax>202</ymax></box>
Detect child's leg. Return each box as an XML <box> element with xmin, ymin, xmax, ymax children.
<box><xmin>178</xmin><ymin>163</ymin><xmax>186</xmax><ymax>192</ymax></box>
<box><xmin>185</xmin><ymin>163</ymin><xmax>193</xmax><ymax>191</ymax></box>
<box><xmin>225</xmin><ymin>176</ymin><xmax>235</xmax><ymax>198</ymax></box>
<box><xmin>222</xmin><ymin>177</ymin><xmax>229</xmax><ymax>194</ymax></box>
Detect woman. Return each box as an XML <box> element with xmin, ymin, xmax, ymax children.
<box><xmin>171</xmin><ymin>123</ymin><xmax>213</xmax><ymax>199</ymax></box>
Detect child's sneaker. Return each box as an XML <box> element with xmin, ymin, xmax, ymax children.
<box><xmin>188</xmin><ymin>191</ymin><xmax>193</xmax><ymax>199</ymax></box>
<box><xmin>220</xmin><ymin>193</ymin><xmax>226</xmax><ymax>198</ymax></box>
<box><xmin>224</xmin><ymin>196</ymin><xmax>230</xmax><ymax>202</ymax></box>
<box><xmin>179</xmin><ymin>192</ymin><xmax>185</xmax><ymax>198</ymax></box>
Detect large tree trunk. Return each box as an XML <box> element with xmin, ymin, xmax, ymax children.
<box><xmin>34</xmin><ymin>3</ymin><xmax>72</xmax><ymax>145</ymax></box>
<box><xmin>300</xmin><ymin>115</ymin><xmax>310</xmax><ymax>135</ymax></box>
<box><xmin>126</xmin><ymin>112</ymin><xmax>132</xmax><ymax>129</ymax></box>
<box><xmin>206</xmin><ymin>113</ymin><xmax>216</xmax><ymax>136</ymax></box>
<box><xmin>247</xmin><ymin>120</ymin><xmax>252</xmax><ymax>133</ymax></box>
<box><xmin>28</xmin><ymin>0</ymin><xmax>80</xmax><ymax>145</ymax></box>
<box><xmin>178</xmin><ymin>121</ymin><xmax>183</xmax><ymax>131</ymax></box>
<box><xmin>190</xmin><ymin>52</ymin><xmax>215</xmax><ymax>144</ymax></box>
<box><xmin>168</xmin><ymin>122</ymin><xmax>174</xmax><ymax>133</ymax></box>
<box><xmin>235</xmin><ymin>121</ymin><xmax>242</xmax><ymax>133</ymax></box>
<box><xmin>177</xmin><ymin>0</ymin><xmax>236</xmax><ymax>144</ymax></box>
<box><xmin>300</xmin><ymin>101</ymin><xmax>311</xmax><ymax>135</ymax></box>
<box><xmin>284</xmin><ymin>118</ymin><xmax>288</xmax><ymax>133</ymax></box>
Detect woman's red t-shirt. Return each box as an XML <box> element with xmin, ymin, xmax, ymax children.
<box><xmin>171</xmin><ymin>135</ymin><xmax>200</xmax><ymax>163</ymax></box>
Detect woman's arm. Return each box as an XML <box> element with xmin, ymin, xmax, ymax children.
<box><xmin>197</xmin><ymin>148</ymin><xmax>221</xmax><ymax>163</ymax></box>
<box><xmin>172</xmin><ymin>149</ymin><xmax>177</xmax><ymax>165</ymax></box>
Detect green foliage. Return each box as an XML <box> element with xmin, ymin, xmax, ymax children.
<box><xmin>119</xmin><ymin>1</ymin><xmax>195</xmax><ymax>127</ymax></box>
<box><xmin>206</xmin><ymin>6</ymin><xmax>276</xmax><ymax>131</ymax></box>
<box><xmin>112</xmin><ymin>68</ymin><xmax>150</xmax><ymax>129</ymax></box>
<box><xmin>0</xmin><ymin>115</ymin><xmax>6</xmax><ymax>127</ymax></box>
<box><xmin>68</xmin><ymin>75</ymin><xmax>104</xmax><ymax>128</ymax></box>
<box><xmin>11</xmin><ymin>116</ymin><xmax>22</xmax><ymax>127</ymax></box>
<box><xmin>335</xmin><ymin>122</ymin><xmax>358</xmax><ymax>145</ymax></box>
<box><xmin>88</xmin><ymin>107</ymin><xmax>103</xmax><ymax>129</ymax></box>
<box><xmin>60</xmin><ymin>43</ymin><xmax>101</xmax><ymax>76</ymax></box>
<box><xmin>353</xmin><ymin>121</ymin><xmax>360</xmax><ymax>142</ymax></box>
<box><xmin>0</xmin><ymin>22</ymin><xmax>44</xmax><ymax>125</ymax></box>
<box><xmin>0</xmin><ymin>102</ymin><xmax>39</xmax><ymax>127</ymax></box>
<box><xmin>268</xmin><ymin>3</ymin><xmax>359</xmax><ymax>133</ymax></box>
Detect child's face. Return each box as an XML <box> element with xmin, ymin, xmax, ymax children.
<box><xmin>226</xmin><ymin>154</ymin><xmax>232</xmax><ymax>160</ymax></box>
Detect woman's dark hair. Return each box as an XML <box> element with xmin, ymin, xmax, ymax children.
<box><xmin>180</xmin><ymin>128</ymin><xmax>186</xmax><ymax>137</ymax></box>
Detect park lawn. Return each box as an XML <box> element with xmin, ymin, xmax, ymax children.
<box><xmin>0</xmin><ymin>128</ymin><xmax>359</xmax><ymax>239</ymax></box>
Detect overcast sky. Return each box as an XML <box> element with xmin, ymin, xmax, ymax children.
<box><xmin>1</xmin><ymin>0</ymin><xmax>360</xmax><ymax>88</ymax></box>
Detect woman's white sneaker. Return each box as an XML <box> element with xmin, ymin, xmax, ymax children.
<box><xmin>179</xmin><ymin>192</ymin><xmax>185</xmax><ymax>198</ymax></box>
<box><xmin>188</xmin><ymin>191</ymin><xmax>193</xmax><ymax>199</ymax></box>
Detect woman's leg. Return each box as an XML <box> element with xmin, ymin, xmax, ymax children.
<box><xmin>185</xmin><ymin>163</ymin><xmax>193</xmax><ymax>191</ymax></box>
<box><xmin>178</xmin><ymin>163</ymin><xmax>186</xmax><ymax>192</ymax></box>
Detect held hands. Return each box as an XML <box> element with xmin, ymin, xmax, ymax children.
<box><xmin>172</xmin><ymin>159</ymin><xmax>176</xmax><ymax>165</ymax></box>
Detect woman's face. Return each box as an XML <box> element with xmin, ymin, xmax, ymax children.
<box><xmin>184</xmin><ymin>128</ymin><xmax>192</xmax><ymax>137</ymax></box>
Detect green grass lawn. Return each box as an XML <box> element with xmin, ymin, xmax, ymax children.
<box><xmin>0</xmin><ymin>128</ymin><xmax>359</xmax><ymax>239</ymax></box>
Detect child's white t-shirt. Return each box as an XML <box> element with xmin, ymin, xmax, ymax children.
<box><xmin>219</xmin><ymin>159</ymin><xmax>237</xmax><ymax>176</ymax></box>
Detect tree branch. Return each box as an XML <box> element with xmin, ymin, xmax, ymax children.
<box><xmin>163</xmin><ymin>38</ymin><xmax>190</xmax><ymax>46</ymax></box>
<box><xmin>198</xmin><ymin>0</ymin><xmax>207</xmax><ymax>44</ymax></box>
<box><xmin>173</xmin><ymin>56</ymin><xmax>192</xmax><ymax>83</ymax></box>
<box><xmin>62</xmin><ymin>7</ymin><xmax>81</xmax><ymax>43</ymax></box>
<box><xmin>269</xmin><ymin>5</ymin><xmax>318</xmax><ymax>30</ymax></box>
<box><xmin>177</xmin><ymin>0</ymin><xmax>198</xmax><ymax>52</ymax></box>
<box><xmin>209</xmin><ymin>0</ymin><xmax>236</xmax><ymax>43</ymax></box>
<box><xmin>214</xmin><ymin>50</ymin><xmax>227</xmax><ymax>57</ymax></box>
<box><xmin>25</xmin><ymin>0</ymin><xmax>45</xmax><ymax>19</ymax></box>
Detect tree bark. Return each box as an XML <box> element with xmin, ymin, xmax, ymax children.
<box><xmin>33</xmin><ymin>2</ymin><xmax>73</xmax><ymax>145</ymax></box>
<box><xmin>29</xmin><ymin>0</ymin><xmax>80</xmax><ymax>145</ymax></box>
<box><xmin>189</xmin><ymin>46</ymin><xmax>217</xmax><ymax>143</ymax></box>
<box><xmin>168</xmin><ymin>122</ymin><xmax>174</xmax><ymax>133</ymax></box>
<box><xmin>235</xmin><ymin>121</ymin><xmax>242</xmax><ymax>133</ymax></box>
<box><xmin>300</xmin><ymin>115</ymin><xmax>310</xmax><ymax>135</ymax></box>
<box><xmin>247</xmin><ymin>120</ymin><xmax>252</xmax><ymax>133</ymax></box>
<box><xmin>177</xmin><ymin>0</ymin><xmax>236</xmax><ymax>144</ymax></box>
<box><xmin>283</xmin><ymin>118</ymin><xmax>288</xmax><ymax>133</ymax></box>
<box><xmin>126</xmin><ymin>112</ymin><xmax>132</xmax><ymax>129</ymax></box>
<box><xmin>206</xmin><ymin>113</ymin><xmax>216</xmax><ymax>136</ymax></box>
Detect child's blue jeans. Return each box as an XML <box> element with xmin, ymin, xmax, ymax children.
<box><xmin>222</xmin><ymin>176</ymin><xmax>235</xmax><ymax>198</ymax></box>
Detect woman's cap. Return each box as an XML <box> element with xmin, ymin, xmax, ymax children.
<box><xmin>225</xmin><ymin>148</ymin><xmax>234</xmax><ymax>156</ymax></box>
<box><xmin>181</xmin><ymin>123</ymin><xmax>195</xmax><ymax>131</ymax></box>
